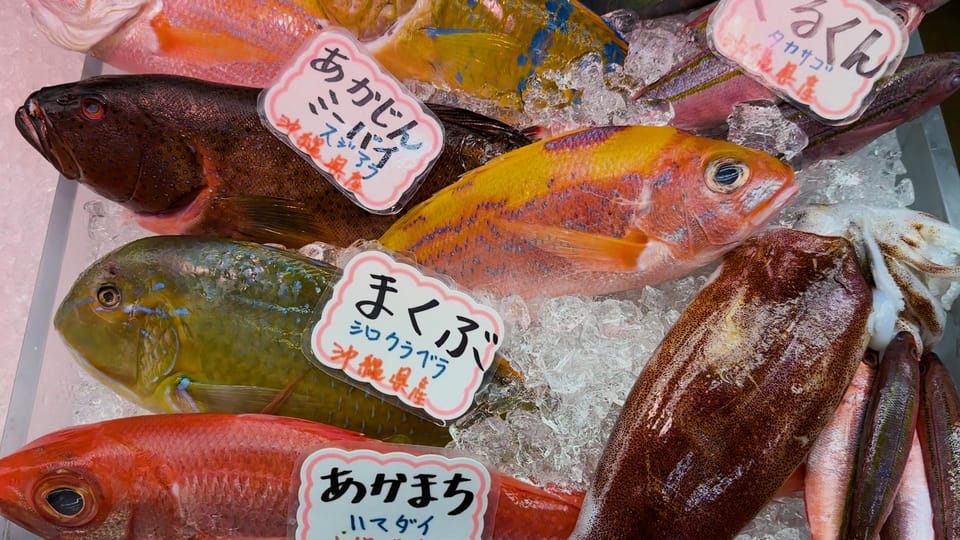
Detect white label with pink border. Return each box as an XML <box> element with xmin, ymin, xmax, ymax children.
<box><xmin>296</xmin><ymin>449</ymin><xmax>492</xmax><ymax>540</ymax></box>
<box><xmin>310</xmin><ymin>250</ymin><xmax>504</xmax><ymax>421</ymax></box>
<box><xmin>708</xmin><ymin>0</ymin><xmax>908</xmax><ymax>124</ymax></box>
<box><xmin>259</xmin><ymin>27</ymin><xmax>444</xmax><ymax>213</ymax></box>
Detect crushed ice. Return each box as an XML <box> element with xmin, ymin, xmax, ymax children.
<box><xmin>68</xmin><ymin>12</ymin><xmax>932</xmax><ymax>539</ymax></box>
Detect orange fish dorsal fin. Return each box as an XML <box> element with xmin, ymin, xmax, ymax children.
<box><xmin>503</xmin><ymin>221</ymin><xmax>647</xmax><ymax>273</ymax></box>
<box><xmin>150</xmin><ymin>13</ymin><xmax>282</xmax><ymax>64</ymax></box>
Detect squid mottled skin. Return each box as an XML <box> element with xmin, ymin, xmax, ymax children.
<box><xmin>572</xmin><ymin>229</ymin><xmax>873</xmax><ymax>540</ymax></box>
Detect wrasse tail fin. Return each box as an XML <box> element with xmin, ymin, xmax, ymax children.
<box><xmin>221</xmin><ymin>195</ymin><xmax>333</xmax><ymax>248</ymax></box>
<box><xmin>504</xmin><ymin>221</ymin><xmax>646</xmax><ymax>273</ymax></box>
<box><xmin>150</xmin><ymin>12</ymin><xmax>281</xmax><ymax>64</ymax></box>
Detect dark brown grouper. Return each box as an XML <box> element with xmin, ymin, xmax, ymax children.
<box><xmin>15</xmin><ymin>74</ymin><xmax>531</xmax><ymax>247</ymax></box>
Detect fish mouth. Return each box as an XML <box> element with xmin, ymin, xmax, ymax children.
<box><xmin>15</xmin><ymin>97</ymin><xmax>80</xmax><ymax>179</ymax></box>
<box><xmin>747</xmin><ymin>181</ymin><xmax>801</xmax><ymax>229</ymax></box>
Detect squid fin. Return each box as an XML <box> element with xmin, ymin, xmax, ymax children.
<box><xmin>504</xmin><ymin>221</ymin><xmax>647</xmax><ymax>273</ymax></box>
<box><xmin>150</xmin><ymin>12</ymin><xmax>281</xmax><ymax>64</ymax></box>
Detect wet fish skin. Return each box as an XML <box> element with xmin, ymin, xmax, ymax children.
<box><xmin>846</xmin><ymin>331</ymin><xmax>921</xmax><ymax>540</ymax></box>
<box><xmin>14</xmin><ymin>74</ymin><xmax>532</xmax><ymax>248</ymax></box>
<box><xmin>0</xmin><ymin>414</ymin><xmax>584</xmax><ymax>539</ymax></box>
<box><xmin>379</xmin><ymin>125</ymin><xmax>797</xmax><ymax>299</ymax></box>
<box><xmin>805</xmin><ymin>352</ymin><xmax>877</xmax><ymax>540</ymax></box>
<box><xmin>54</xmin><ymin>236</ymin><xmax>453</xmax><ymax>446</ymax></box>
<box><xmin>788</xmin><ymin>52</ymin><xmax>960</xmax><ymax>167</ymax></box>
<box><xmin>571</xmin><ymin>229</ymin><xmax>873</xmax><ymax>539</ymax></box>
<box><xmin>918</xmin><ymin>351</ymin><xmax>960</xmax><ymax>540</ymax></box>
<box><xmin>879</xmin><ymin>429</ymin><xmax>935</xmax><ymax>540</ymax></box>
<box><xmin>27</xmin><ymin>0</ymin><xmax>626</xmax><ymax>108</ymax></box>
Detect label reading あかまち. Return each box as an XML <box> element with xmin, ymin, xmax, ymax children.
<box><xmin>310</xmin><ymin>250</ymin><xmax>504</xmax><ymax>422</ymax></box>
<box><xmin>260</xmin><ymin>28</ymin><xmax>444</xmax><ymax>213</ymax></box>
<box><xmin>708</xmin><ymin>0</ymin><xmax>908</xmax><ymax>124</ymax></box>
<box><xmin>296</xmin><ymin>448</ymin><xmax>493</xmax><ymax>540</ymax></box>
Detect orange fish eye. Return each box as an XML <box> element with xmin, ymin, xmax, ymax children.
<box><xmin>705</xmin><ymin>158</ymin><xmax>750</xmax><ymax>193</ymax></box>
<box><xmin>80</xmin><ymin>97</ymin><xmax>105</xmax><ymax>121</ymax></box>
<box><xmin>33</xmin><ymin>474</ymin><xmax>99</xmax><ymax>527</ymax></box>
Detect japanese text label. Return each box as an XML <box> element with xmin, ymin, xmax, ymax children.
<box><xmin>260</xmin><ymin>28</ymin><xmax>444</xmax><ymax>213</ymax></box>
<box><xmin>310</xmin><ymin>251</ymin><xmax>504</xmax><ymax>421</ymax></box>
<box><xmin>708</xmin><ymin>0</ymin><xmax>908</xmax><ymax>124</ymax></box>
<box><xmin>296</xmin><ymin>449</ymin><xmax>492</xmax><ymax>540</ymax></box>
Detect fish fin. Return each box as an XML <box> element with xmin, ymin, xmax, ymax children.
<box><xmin>427</xmin><ymin>103</ymin><xmax>532</xmax><ymax>148</ymax></box>
<box><xmin>219</xmin><ymin>195</ymin><xmax>332</xmax><ymax>248</ymax></box>
<box><xmin>150</xmin><ymin>12</ymin><xmax>281</xmax><ymax>64</ymax></box>
<box><xmin>383</xmin><ymin>433</ymin><xmax>416</xmax><ymax>444</ymax></box>
<box><xmin>503</xmin><ymin>221</ymin><xmax>647</xmax><ymax>273</ymax></box>
<box><xmin>177</xmin><ymin>378</ymin><xmax>295</xmax><ymax>414</ymax></box>
<box><xmin>259</xmin><ymin>370</ymin><xmax>311</xmax><ymax>415</ymax></box>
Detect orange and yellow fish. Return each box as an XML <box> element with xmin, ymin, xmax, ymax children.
<box><xmin>379</xmin><ymin>125</ymin><xmax>798</xmax><ymax>299</ymax></box>
<box><xmin>27</xmin><ymin>0</ymin><xmax>626</xmax><ymax>108</ymax></box>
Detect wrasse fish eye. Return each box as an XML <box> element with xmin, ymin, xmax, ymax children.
<box><xmin>96</xmin><ymin>284</ymin><xmax>120</xmax><ymax>308</ymax></box>
<box><xmin>705</xmin><ymin>158</ymin><xmax>750</xmax><ymax>192</ymax></box>
<box><xmin>951</xmin><ymin>75</ymin><xmax>960</xmax><ymax>88</ymax></box>
<box><xmin>44</xmin><ymin>488</ymin><xmax>83</xmax><ymax>517</ymax></box>
<box><xmin>80</xmin><ymin>96</ymin><xmax>104</xmax><ymax>120</ymax></box>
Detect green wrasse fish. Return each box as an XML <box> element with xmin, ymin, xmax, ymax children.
<box><xmin>571</xmin><ymin>229</ymin><xmax>873</xmax><ymax>539</ymax></box>
<box><xmin>15</xmin><ymin>74</ymin><xmax>531</xmax><ymax>248</ymax></box>
<box><xmin>54</xmin><ymin>236</ymin><xmax>462</xmax><ymax>446</ymax></box>
<box><xmin>0</xmin><ymin>414</ymin><xmax>585</xmax><ymax>539</ymax></box>
<box><xmin>26</xmin><ymin>0</ymin><xmax>626</xmax><ymax>108</ymax></box>
<box><xmin>379</xmin><ymin>125</ymin><xmax>797</xmax><ymax>299</ymax></box>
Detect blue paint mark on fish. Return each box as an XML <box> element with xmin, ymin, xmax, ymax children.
<box><xmin>603</xmin><ymin>42</ymin><xmax>625</xmax><ymax>67</ymax></box>
<box><xmin>517</xmin><ymin>53</ymin><xmax>528</xmax><ymax>66</ymax></box>
<box><xmin>545</xmin><ymin>0</ymin><xmax>572</xmax><ymax>33</ymax></box>
<box><xmin>456</xmin><ymin>71</ymin><xmax>464</xmax><ymax>84</ymax></box>
<box><xmin>528</xmin><ymin>29</ymin><xmax>552</xmax><ymax>67</ymax></box>
<box><xmin>543</xmin><ymin>126</ymin><xmax>627</xmax><ymax>152</ymax></box>
<box><xmin>153</xmin><ymin>282</ymin><xmax>165</xmax><ymax>291</ymax></box>
<box><xmin>174</xmin><ymin>307</ymin><xmax>190</xmax><ymax>316</ymax></box>
<box><xmin>424</xmin><ymin>27</ymin><xmax>482</xmax><ymax>38</ymax></box>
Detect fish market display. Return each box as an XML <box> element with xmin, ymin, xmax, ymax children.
<box><xmin>0</xmin><ymin>414</ymin><xmax>583</xmax><ymax>539</ymax></box>
<box><xmin>789</xmin><ymin>52</ymin><xmax>960</xmax><ymax>167</ymax></box>
<box><xmin>15</xmin><ymin>74</ymin><xmax>531</xmax><ymax>247</ymax></box>
<box><xmin>582</xmin><ymin>0</ymin><xmax>713</xmax><ymax>18</ymax></box>
<box><xmin>919</xmin><ymin>351</ymin><xmax>960</xmax><ymax>538</ymax></box>
<box><xmin>880</xmin><ymin>429</ymin><xmax>936</xmax><ymax>539</ymax></box>
<box><xmin>379</xmin><ymin>125</ymin><xmax>797</xmax><ymax>299</ymax></box>
<box><xmin>26</xmin><ymin>0</ymin><xmax>626</xmax><ymax>108</ymax></box>
<box><xmin>54</xmin><ymin>236</ymin><xmax>459</xmax><ymax>446</ymax></box>
<box><xmin>571</xmin><ymin>228</ymin><xmax>873</xmax><ymax>539</ymax></box>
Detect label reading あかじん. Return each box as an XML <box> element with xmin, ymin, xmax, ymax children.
<box><xmin>296</xmin><ymin>449</ymin><xmax>493</xmax><ymax>540</ymax></box>
<box><xmin>310</xmin><ymin>251</ymin><xmax>504</xmax><ymax>422</ymax></box>
<box><xmin>260</xmin><ymin>28</ymin><xmax>444</xmax><ymax>213</ymax></box>
<box><xmin>708</xmin><ymin>0</ymin><xmax>908</xmax><ymax>124</ymax></box>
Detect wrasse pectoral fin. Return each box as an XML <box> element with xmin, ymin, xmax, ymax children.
<box><xmin>160</xmin><ymin>375</ymin><xmax>300</xmax><ymax>415</ymax></box>
<box><xmin>260</xmin><ymin>370</ymin><xmax>311</xmax><ymax>415</ymax></box>
<box><xmin>505</xmin><ymin>221</ymin><xmax>647</xmax><ymax>273</ymax></box>
<box><xmin>222</xmin><ymin>195</ymin><xmax>334</xmax><ymax>247</ymax></box>
<box><xmin>149</xmin><ymin>12</ymin><xmax>281</xmax><ymax>64</ymax></box>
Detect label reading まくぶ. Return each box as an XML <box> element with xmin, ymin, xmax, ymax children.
<box><xmin>296</xmin><ymin>448</ymin><xmax>493</xmax><ymax>540</ymax></box>
<box><xmin>708</xmin><ymin>0</ymin><xmax>908</xmax><ymax>124</ymax></box>
<box><xmin>259</xmin><ymin>28</ymin><xmax>444</xmax><ymax>214</ymax></box>
<box><xmin>310</xmin><ymin>251</ymin><xmax>504</xmax><ymax>422</ymax></box>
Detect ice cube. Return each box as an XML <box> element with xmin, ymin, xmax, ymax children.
<box><xmin>726</xmin><ymin>102</ymin><xmax>809</xmax><ymax>161</ymax></box>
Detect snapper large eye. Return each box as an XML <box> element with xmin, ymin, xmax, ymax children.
<box><xmin>80</xmin><ymin>97</ymin><xmax>104</xmax><ymax>121</ymax></box>
<box><xmin>96</xmin><ymin>284</ymin><xmax>121</xmax><ymax>309</ymax></box>
<box><xmin>705</xmin><ymin>158</ymin><xmax>750</xmax><ymax>193</ymax></box>
<box><xmin>34</xmin><ymin>473</ymin><xmax>100</xmax><ymax>527</ymax></box>
<box><xmin>45</xmin><ymin>488</ymin><xmax>84</xmax><ymax>516</ymax></box>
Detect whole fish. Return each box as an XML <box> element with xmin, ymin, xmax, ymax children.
<box><xmin>379</xmin><ymin>125</ymin><xmax>797</xmax><ymax>299</ymax></box>
<box><xmin>846</xmin><ymin>331</ymin><xmax>921</xmax><ymax>540</ymax></box>
<box><xmin>15</xmin><ymin>74</ymin><xmax>531</xmax><ymax>248</ymax></box>
<box><xmin>0</xmin><ymin>414</ymin><xmax>584</xmax><ymax>539</ymax></box>
<box><xmin>879</xmin><ymin>429</ymin><xmax>935</xmax><ymax>540</ymax></box>
<box><xmin>804</xmin><ymin>352</ymin><xmax>877</xmax><ymax>540</ymax></box>
<box><xmin>918</xmin><ymin>351</ymin><xmax>960</xmax><ymax>539</ymax></box>
<box><xmin>54</xmin><ymin>236</ymin><xmax>457</xmax><ymax>446</ymax></box>
<box><xmin>638</xmin><ymin>0</ymin><xmax>927</xmax><ymax>132</ymax></box>
<box><xmin>26</xmin><ymin>0</ymin><xmax>626</xmax><ymax>108</ymax></box>
<box><xmin>571</xmin><ymin>228</ymin><xmax>873</xmax><ymax>539</ymax></box>
<box><xmin>580</xmin><ymin>0</ymin><xmax>713</xmax><ymax>18</ymax></box>
<box><xmin>788</xmin><ymin>52</ymin><xmax>960</xmax><ymax>167</ymax></box>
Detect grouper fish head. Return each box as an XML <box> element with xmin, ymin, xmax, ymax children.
<box><xmin>15</xmin><ymin>75</ymin><xmax>209</xmax><ymax>214</ymax></box>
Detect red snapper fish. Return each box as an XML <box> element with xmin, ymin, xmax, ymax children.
<box><xmin>379</xmin><ymin>125</ymin><xmax>797</xmax><ymax>299</ymax></box>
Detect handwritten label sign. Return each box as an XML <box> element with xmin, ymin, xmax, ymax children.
<box><xmin>260</xmin><ymin>28</ymin><xmax>444</xmax><ymax>213</ymax></box>
<box><xmin>310</xmin><ymin>251</ymin><xmax>504</xmax><ymax>421</ymax></box>
<box><xmin>296</xmin><ymin>449</ymin><xmax>493</xmax><ymax>540</ymax></box>
<box><xmin>708</xmin><ymin>0</ymin><xmax>908</xmax><ymax>124</ymax></box>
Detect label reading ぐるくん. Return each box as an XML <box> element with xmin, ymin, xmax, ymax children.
<box><xmin>260</xmin><ymin>28</ymin><xmax>444</xmax><ymax>213</ymax></box>
<box><xmin>310</xmin><ymin>251</ymin><xmax>504</xmax><ymax>422</ymax></box>
<box><xmin>708</xmin><ymin>0</ymin><xmax>908</xmax><ymax>124</ymax></box>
